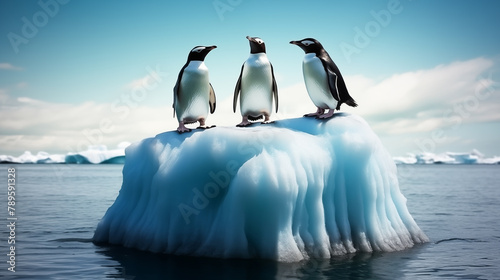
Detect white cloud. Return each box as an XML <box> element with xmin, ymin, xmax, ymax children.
<box><xmin>283</xmin><ymin>57</ymin><xmax>500</xmax><ymax>135</ymax></box>
<box><xmin>124</xmin><ymin>66</ymin><xmax>169</xmax><ymax>91</ymax></box>
<box><xmin>345</xmin><ymin>58</ymin><xmax>495</xmax><ymax>119</ymax></box>
<box><xmin>0</xmin><ymin>63</ymin><xmax>22</xmax><ymax>71</ymax></box>
<box><xmin>126</xmin><ymin>75</ymin><xmax>156</xmax><ymax>90</ymax></box>
<box><xmin>0</xmin><ymin>95</ymin><xmax>174</xmax><ymax>154</ymax></box>
<box><xmin>269</xmin><ymin>57</ymin><xmax>500</xmax><ymax>155</ymax></box>
<box><xmin>1</xmin><ymin>57</ymin><xmax>498</xmax><ymax>156</ymax></box>
<box><xmin>0</xmin><ymin>89</ymin><xmax>8</xmax><ymax>104</ymax></box>
<box><xmin>16</xmin><ymin>82</ymin><xmax>28</xmax><ymax>89</ymax></box>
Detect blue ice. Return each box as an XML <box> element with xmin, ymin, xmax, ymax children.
<box><xmin>93</xmin><ymin>113</ymin><xmax>428</xmax><ymax>262</ymax></box>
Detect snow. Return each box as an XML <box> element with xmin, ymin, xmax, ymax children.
<box><xmin>93</xmin><ymin>113</ymin><xmax>429</xmax><ymax>262</ymax></box>
<box><xmin>0</xmin><ymin>142</ymin><xmax>130</xmax><ymax>164</ymax></box>
<box><xmin>393</xmin><ymin>149</ymin><xmax>500</xmax><ymax>165</ymax></box>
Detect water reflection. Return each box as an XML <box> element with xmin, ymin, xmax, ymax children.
<box><xmin>96</xmin><ymin>244</ymin><xmax>424</xmax><ymax>279</ymax></box>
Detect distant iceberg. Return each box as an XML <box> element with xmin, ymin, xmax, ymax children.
<box><xmin>0</xmin><ymin>142</ymin><xmax>130</xmax><ymax>164</ymax></box>
<box><xmin>393</xmin><ymin>149</ymin><xmax>500</xmax><ymax>165</ymax></box>
<box><xmin>93</xmin><ymin>114</ymin><xmax>429</xmax><ymax>262</ymax></box>
<box><xmin>2</xmin><ymin>140</ymin><xmax>498</xmax><ymax>165</ymax></box>
<box><xmin>64</xmin><ymin>144</ymin><xmax>128</xmax><ymax>164</ymax></box>
<box><xmin>0</xmin><ymin>151</ymin><xmax>66</xmax><ymax>164</ymax></box>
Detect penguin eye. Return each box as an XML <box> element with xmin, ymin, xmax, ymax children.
<box><xmin>255</xmin><ymin>39</ymin><xmax>264</xmax><ymax>44</ymax></box>
<box><xmin>302</xmin><ymin>40</ymin><xmax>315</xmax><ymax>46</ymax></box>
<box><xmin>192</xmin><ymin>47</ymin><xmax>205</xmax><ymax>53</ymax></box>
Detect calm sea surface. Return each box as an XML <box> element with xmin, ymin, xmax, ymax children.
<box><xmin>0</xmin><ymin>164</ymin><xmax>499</xmax><ymax>279</ymax></box>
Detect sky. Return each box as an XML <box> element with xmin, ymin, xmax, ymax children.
<box><xmin>1</xmin><ymin>0</ymin><xmax>499</xmax><ymax>157</ymax></box>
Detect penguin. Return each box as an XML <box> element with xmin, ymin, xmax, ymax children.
<box><xmin>233</xmin><ymin>36</ymin><xmax>278</xmax><ymax>127</ymax></box>
<box><xmin>173</xmin><ymin>45</ymin><xmax>217</xmax><ymax>133</ymax></box>
<box><xmin>290</xmin><ymin>38</ymin><xmax>357</xmax><ymax>119</ymax></box>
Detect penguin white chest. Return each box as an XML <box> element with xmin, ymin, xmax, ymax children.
<box><xmin>302</xmin><ymin>53</ymin><xmax>338</xmax><ymax>109</ymax></box>
<box><xmin>177</xmin><ymin>61</ymin><xmax>210</xmax><ymax>121</ymax></box>
<box><xmin>240</xmin><ymin>53</ymin><xmax>273</xmax><ymax>116</ymax></box>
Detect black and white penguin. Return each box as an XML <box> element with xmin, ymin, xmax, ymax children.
<box><xmin>173</xmin><ymin>45</ymin><xmax>217</xmax><ymax>133</ymax></box>
<box><xmin>290</xmin><ymin>38</ymin><xmax>357</xmax><ymax>118</ymax></box>
<box><xmin>233</xmin><ymin>36</ymin><xmax>278</xmax><ymax>127</ymax></box>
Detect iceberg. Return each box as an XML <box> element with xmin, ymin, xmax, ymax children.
<box><xmin>64</xmin><ymin>144</ymin><xmax>128</xmax><ymax>164</ymax></box>
<box><xmin>0</xmin><ymin>142</ymin><xmax>130</xmax><ymax>164</ymax></box>
<box><xmin>93</xmin><ymin>113</ymin><xmax>429</xmax><ymax>262</ymax></box>
<box><xmin>0</xmin><ymin>151</ymin><xmax>66</xmax><ymax>164</ymax></box>
<box><xmin>393</xmin><ymin>149</ymin><xmax>500</xmax><ymax>165</ymax></box>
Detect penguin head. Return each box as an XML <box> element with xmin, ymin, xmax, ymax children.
<box><xmin>187</xmin><ymin>45</ymin><xmax>217</xmax><ymax>61</ymax></box>
<box><xmin>290</xmin><ymin>38</ymin><xmax>323</xmax><ymax>54</ymax></box>
<box><xmin>246</xmin><ymin>36</ymin><xmax>266</xmax><ymax>54</ymax></box>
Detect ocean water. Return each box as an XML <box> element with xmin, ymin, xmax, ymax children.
<box><xmin>0</xmin><ymin>164</ymin><xmax>499</xmax><ymax>279</ymax></box>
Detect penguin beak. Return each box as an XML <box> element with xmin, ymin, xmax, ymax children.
<box><xmin>207</xmin><ymin>45</ymin><xmax>217</xmax><ymax>50</ymax></box>
<box><xmin>290</xmin><ymin>40</ymin><xmax>300</xmax><ymax>46</ymax></box>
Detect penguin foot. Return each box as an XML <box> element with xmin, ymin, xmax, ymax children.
<box><xmin>304</xmin><ymin>112</ymin><xmax>321</xmax><ymax>117</ymax></box>
<box><xmin>304</xmin><ymin>108</ymin><xmax>325</xmax><ymax>117</ymax></box>
<box><xmin>236</xmin><ymin>121</ymin><xmax>253</xmax><ymax>127</ymax></box>
<box><xmin>197</xmin><ymin>125</ymin><xmax>216</xmax><ymax>130</ymax></box>
<box><xmin>177</xmin><ymin>127</ymin><xmax>192</xmax><ymax>134</ymax></box>
<box><xmin>317</xmin><ymin>110</ymin><xmax>335</xmax><ymax>119</ymax></box>
<box><xmin>177</xmin><ymin>122</ymin><xmax>192</xmax><ymax>134</ymax></box>
<box><xmin>237</xmin><ymin>116</ymin><xmax>253</xmax><ymax>127</ymax></box>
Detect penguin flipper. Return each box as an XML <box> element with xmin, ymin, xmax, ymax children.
<box><xmin>172</xmin><ymin>96</ymin><xmax>176</xmax><ymax>118</ymax></box>
<box><xmin>332</xmin><ymin>71</ymin><xmax>358</xmax><ymax>109</ymax></box>
<box><xmin>326</xmin><ymin>67</ymin><xmax>340</xmax><ymax>103</ymax></box>
<box><xmin>271</xmin><ymin>63</ymin><xmax>278</xmax><ymax>113</ymax></box>
<box><xmin>173</xmin><ymin>68</ymin><xmax>185</xmax><ymax>118</ymax></box>
<box><xmin>209</xmin><ymin>83</ymin><xmax>216</xmax><ymax>114</ymax></box>
<box><xmin>233</xmin><ymin>64</ymin><xmax>244</xmax><ymax>113</ymax></box>
<box><xmin>320</xmin><ymin>52</ymin><xmax>358</xmax><ymax>110</ymax></box>
<box><xmin>173</xmin><ymin>84</ymin><xmax>179</xmax><ymax>118</ymax></box>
